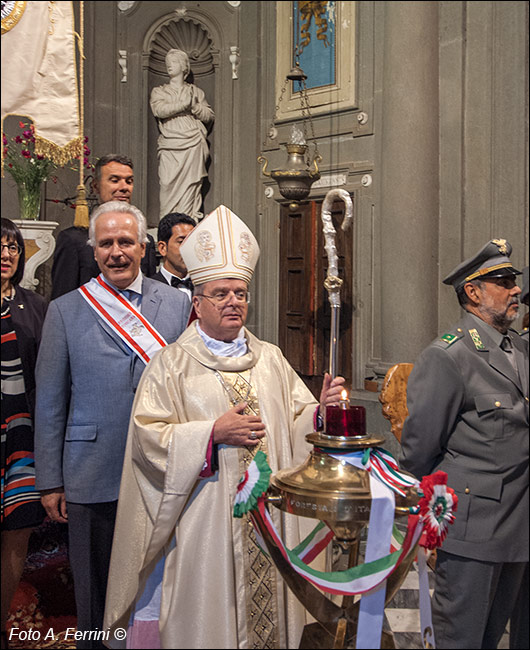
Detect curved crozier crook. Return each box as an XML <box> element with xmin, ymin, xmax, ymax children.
<box><xmin>321</xmin><ymin>188</ymin><xmax>353</xmax><ymax>377</ymax></box>
<box><xmin>321</xmin><ymin>189</ymin><xmax>353</xmax><ymax>287</ymax></box>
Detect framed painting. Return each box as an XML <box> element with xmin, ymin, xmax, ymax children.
<box><xmin>275</xmin><ymin>1</ymin><xmax>356</xmax><ymax>119</ymax></box>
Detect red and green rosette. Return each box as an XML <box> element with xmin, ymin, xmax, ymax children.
<box><xmin>233</xmin><ymin>450</ymin><xmax>272</xmax><ymax>518</ymax></box>
<box><xmin>418</xmin><ymin>470</ymin><xmax>458</xmax><ymax>550</ymax></box>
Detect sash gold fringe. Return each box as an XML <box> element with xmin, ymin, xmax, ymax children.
<box><xmin>34</xmin><ymin>134</ymin><xmax>83</xmax><ymax>166</ymax></box>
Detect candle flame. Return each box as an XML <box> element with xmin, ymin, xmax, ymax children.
<box><xmin>340</xmin><ymin>389</ymin><xmax>348</xmax><ymax>401</ymax></box>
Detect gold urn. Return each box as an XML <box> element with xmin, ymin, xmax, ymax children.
<box><xmin>253</xmin><ymin>430</ymin><xmax>420</xmax><ymax>648</ymax></box>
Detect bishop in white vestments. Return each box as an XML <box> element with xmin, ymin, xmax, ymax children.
<box><xmin>103</xmin><ymin>205</ymin><xmax>344</xmax><ymax>649</ymax></box>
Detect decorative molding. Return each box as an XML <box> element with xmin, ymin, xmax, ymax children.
<box><xmin>174</xmin><ymin>7</ymin><xmax>188</xmax><ymax>19</ymax></box>
<box><xmin>361</xmin><ymin>174</ymin><xmax>372</xmax><ymax>187</ymax></box>
<box><xmin>148</xmin><ymin>18</ymin><xmax>214</xmax><ymax>77</ymax></box>
<box><xmin>13</xmin><ymin>220</ymin><xmax>58</xmax><ymax>290</ymax></box>
<box><xmin>229</xmin><ymin>45</ymin><xmax>240</xmax><ymax>79</ymax></box>
<box><xmin>312</xmin><ymin>173</ymin><xmax>347</xmax><ymax>189</ymax></box>
<box><xmin>118</xmin><ymin>49</ymin><xmax>128</xmax><ymax>82</ymax></box>
<box><xmin>117</xmin><ymin>1</ymin><xmax>136</xmax><ymax>13</ymax></box>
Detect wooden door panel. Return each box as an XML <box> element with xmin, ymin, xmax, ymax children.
<box><xmin>279</xmin><ymin>199</ymin><xmax>353</xmax><ymax>399</ymax></box>
<box><xmin>279</xmin><ymin>203</ymin><xmax>315</xmax><ymax>376</ymax></box>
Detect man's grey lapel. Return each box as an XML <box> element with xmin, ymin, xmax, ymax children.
<box><xmin>80</xmin><ymin>292</ymin><xmax>133</xmax><ymax>356</ymax></box>
<box><xmin>141</xmin><ymin>277</ymin><xmax>162</xmax><ymax>324</ymax></box>
<box><xmin>512</xmin><ymin>333</ymin><xmax>529</xmax><ymax>395</ymax></box>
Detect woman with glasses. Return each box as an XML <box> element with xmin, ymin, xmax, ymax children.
<box><xmin>1</xmin><ymin>218</ymin><xmax>47</xmax><ymax>646</ymax></box>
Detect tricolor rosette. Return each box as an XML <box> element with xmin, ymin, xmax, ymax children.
<box><xmin>233</xmin><ymin>450</ymin><xmax>272</xmax><ymax>518</ymax></box>
<box><xmin>418</xmin><ymin>470</ymin><xmax>458</xmax><ymax>550</ymax></box>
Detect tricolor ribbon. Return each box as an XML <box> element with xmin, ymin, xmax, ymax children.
<box><xmin>327</xmin><ymin>447</ymin><xmax>419</xmax><ymax>497</ymax></box>
<box><xmin>250</xmin><ymin>501</ymin><xmax>422</xmax><ymax>596</ymax></box>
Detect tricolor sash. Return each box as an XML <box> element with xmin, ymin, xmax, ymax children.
<box><xmin>79</xmin><ymin>275</ymin><xmax>167</xmax><ymax>364</ymax></box>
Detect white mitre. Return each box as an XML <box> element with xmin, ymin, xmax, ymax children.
<box><xmin>180</xmin><ymin>205</ymin><xmax>260</xmax><ymax>285</ymax></box>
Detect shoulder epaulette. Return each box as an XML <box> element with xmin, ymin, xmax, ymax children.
<box><xmin>434</xmin><ymin>329</ymin><xmax>464</xmax><ymax>349</ymax></box>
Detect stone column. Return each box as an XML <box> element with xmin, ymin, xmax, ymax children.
<box><xmin>379</xmin><ymin>1</ymin><xmax>440</xmax><ymax>364</ymax></box>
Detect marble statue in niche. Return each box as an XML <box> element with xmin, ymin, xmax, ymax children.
<box><xmin>150</xmin><ymin>49</ymin><xmax>215</xmax><ymax>220</ymax></box>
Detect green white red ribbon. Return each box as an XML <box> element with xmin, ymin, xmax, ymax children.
<box><xmin>291</xmin><ymin>519</ymin><xmax>335</xmax><ymax>564</ymax></box>
<box><xmin>365</xmin><ymin>447</ymin><xmax>419</xmax><ymax>496</ymax></box>
<box><xmin>235</xmin><ymin>449</ymin><xmax>422</xmax><ymax>597</ymax></box>
<box><xmin>327</xmin><ymin>447</ymin><xmax>419</xmax><ymax>497</ymax></box>
<box><xmin>250</xmin><ymin>499</ymin><xmax>422</xmax><ymax>596</ymax></box>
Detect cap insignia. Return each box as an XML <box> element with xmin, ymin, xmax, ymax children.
<box><xmin>492</xmin><ymin>238</ymin><xmax>508</xmax><ymax>254</ymax></box>
<box><xmin>468</xmin><ymin>328</ymin><xmax>486</xmax><ymax>350</ymax></box>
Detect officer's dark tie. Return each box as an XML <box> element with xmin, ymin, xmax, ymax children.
<box><xmin>501</xmin><ymin>335</ymin><xmax>519</xmax><ymax>376</ymax></box>
<box><xmin>171</xmin><ymin>276</ymin><xmax>194</xmax><ymax>291</ymax></box>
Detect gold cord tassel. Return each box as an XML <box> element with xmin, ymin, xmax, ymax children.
<box><xmin>73</xmin><ymin>1</ymin><xmax>87</xmax><ymax>229</ymax></box>
<box><xmin>73</xmin><ymin>183</ymin><xmax>89</xmax><ymax>228</ymax></box>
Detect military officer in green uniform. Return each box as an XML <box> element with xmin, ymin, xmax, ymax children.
<box><xmin>400</xmin><ymin>239</ymin><xmax>529</xmax><ymax>649</ymax></box>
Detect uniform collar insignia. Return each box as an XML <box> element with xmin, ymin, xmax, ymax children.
<box><xmin>468</xmin><ymin>328</ymin><xmax>486</xmax><ymax>350</ymax></box>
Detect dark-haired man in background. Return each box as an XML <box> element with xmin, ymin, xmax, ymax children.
<box><xmin>151</xmin><ymin>211</ymin><xmax>196</xmax><ymax>302</ymax></box>
<box><xmin>50</xmin><ymin>154</ymin><xmax>157</xmax><ymax>299</ymax></box>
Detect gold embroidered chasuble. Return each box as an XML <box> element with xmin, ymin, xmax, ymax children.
<box><xmin>218</xmin><ymin>368</ymin><xmax>279</xmax><ymax>648</ymax></box>
<box><xmin>103</xmin><ymin>323</ymin><xmax>318</xmax><ymax>649</ymax></box>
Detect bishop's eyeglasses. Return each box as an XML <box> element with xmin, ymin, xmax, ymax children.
<box><xmin>196</xmin><ymin>289</ymin><xmax>250</xmax><ymax>306</ymax></box>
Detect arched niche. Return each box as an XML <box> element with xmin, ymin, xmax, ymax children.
<box><xmin>142</xmin><ymin>14</ymin><xmax>220</xmax><ymax>224</ymax></box>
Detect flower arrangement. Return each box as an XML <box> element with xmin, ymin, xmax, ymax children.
<box><xmin>2</xmin><ymin>121</ymin><xmax>55</xmax><ymax>219</ymax></box>
<box><xmin>2</xmin><ymin>120</ymin><xmax>92</xmax><ymax>219</ymax></box>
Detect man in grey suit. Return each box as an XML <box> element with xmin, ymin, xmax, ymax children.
<box><xmin>400</xmin><ymin>239</ymin><xmax>529</xmax><ymax>649</ymax></box>
<box><xmin>34</xmin><ymin>201</ymin><xmax>190</xmax><ymax>648</ymax></box>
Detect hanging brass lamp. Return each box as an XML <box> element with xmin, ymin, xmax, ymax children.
<box><xmin>258</xmin><ymin>62</ymin><xmax>322</xmax><ymax>210</ymax></box>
